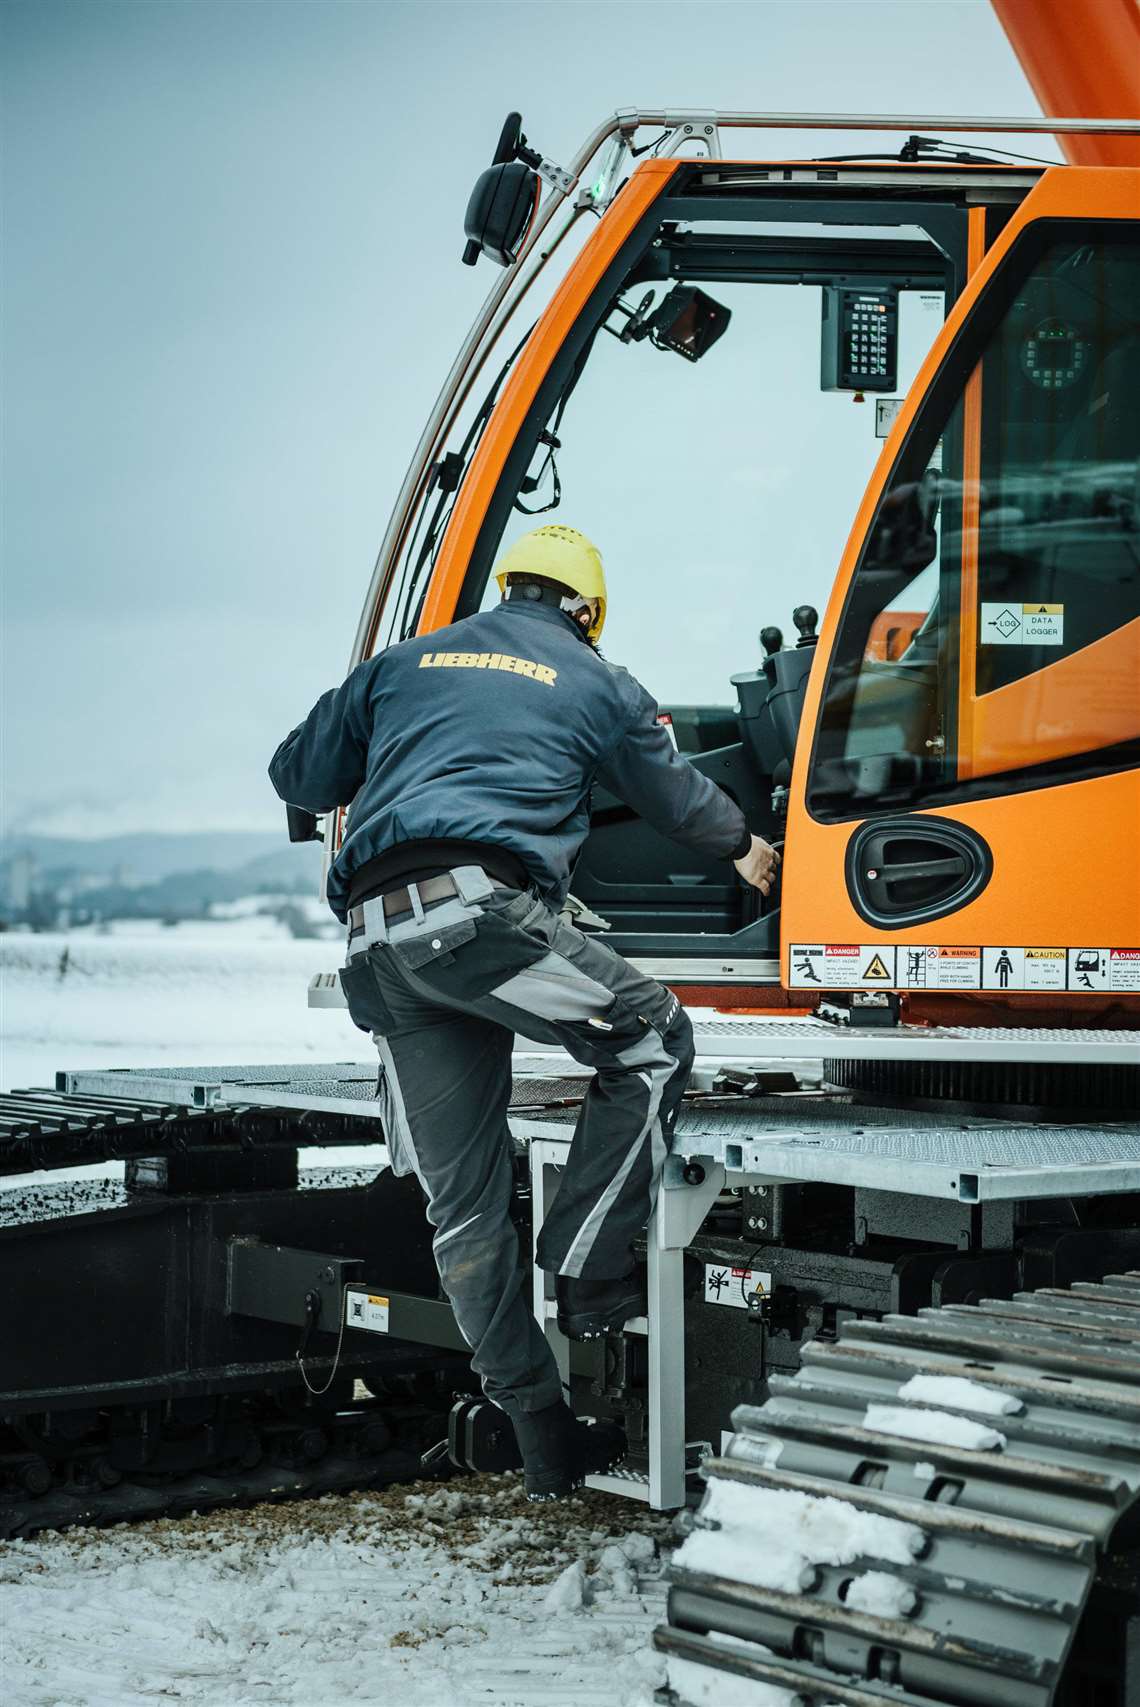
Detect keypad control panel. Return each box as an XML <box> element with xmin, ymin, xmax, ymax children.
<box><xmin>821</xmin><ymin>285</ymin><xmax>899</xmax><ymax>392</ymax></box>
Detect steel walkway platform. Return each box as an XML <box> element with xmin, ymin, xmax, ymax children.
<box><xmin>59</xmin><ymin>1013</ymin><xmax>1140</xmax><ymax>1206</ymax></box>
<box><xmin>60</xmin><ymin>1013</ymin><xmax>1140</xmax><ymax>1115</ymax></box>
<box><xmin>513</xmin><ymin>1102</ymin><xmax>1140</xmax><ymax>1205</ymax></box>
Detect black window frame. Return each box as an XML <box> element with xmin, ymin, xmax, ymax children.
<box><xmin>449</xmin><ymin>175</ymin><xmax>978</xmax><ymax>624</ymax></box>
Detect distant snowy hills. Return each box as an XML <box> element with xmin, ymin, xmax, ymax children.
<box><xmin>1</xmin><ymin>831</ymin><xmax>322</xmax><ymax>886</ymax></box>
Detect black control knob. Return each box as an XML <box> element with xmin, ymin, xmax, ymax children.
<box><xmin>793</xmin><ymin>605</ymin><xmax>819</xmax><ymax>648</ymax></box>
<box><xmin>760</xmin><ymin>625</ymin><xmax>783</xmax><ymax>657</ymax></box>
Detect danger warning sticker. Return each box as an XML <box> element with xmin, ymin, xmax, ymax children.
<box><xmin>345</xmin><ymin>1290</ymin><xmax>390</xmax><ymax>1334</ymax></box>
<box><xmin>980</xmin><ymin>602</ymin><xmax>1064</xmax><ymax>646</ymax></box>
<box><xmin>1110</xmin><ymin>950</ymin><xmax>1140</xmax><ymax>992</ymax></box>
<box><xmin>1068</xmin><ymin>949</ymin><xmax>1140</xmax><ymax>992</ymax></box>
<box><xmin>790</xmin><ymin>944</ymin><xmax>897</xmax><ymax>988</ymax></box>
<box><xmin>704</xmin><ymin>1263</ymin><xmax>772</xmax><ymax>1310</ymax></box>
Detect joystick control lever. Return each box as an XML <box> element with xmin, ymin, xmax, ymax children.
<box><xmin>793</xmin><ymin>605</ymin><xmax>819</xmax><ymax>648</ymax></box>
<box><xmin>760</xmin><ymin>626</ymin><xmax>784</xmax><ymax>686</ymax></box>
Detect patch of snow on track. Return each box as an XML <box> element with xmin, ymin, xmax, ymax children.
<box><xmin>842</xmin><ymin>1569</ymin><xmax>917</xmax><ymax>1618</ymax></box>
<box><xmin>897</xmin><ymin>1373</ymin><xmax>1023</xmax><ymax>1416</ymax></box>
<box><xmin>675</xmin><ymin>1481</ymin><xmax>923</xmax><ymax>1593</ymax></box>
<box><xmin>0</xmin><ymin>1475</ymin><xmax>672</xmax><ymax>1707</ymax></box>
<box><xmin>864</xmin><ymin>1403</ymin><xmax>1006</xmax><ymax>1452</ymax></box>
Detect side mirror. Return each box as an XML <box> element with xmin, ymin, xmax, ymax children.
<box><xmin>462</xmin><ymin>162</ymin><xmax>540</xmax><ymax>268</ymax></box>
<box><xmin>285</xmin><ymin>804</ymin><xmax>323</xmax><ymax>844</ymax></box>
<box><xmin>462</xmin><ymin>114</ymin><xmax>540</xmax><ymax>268</ymax></box>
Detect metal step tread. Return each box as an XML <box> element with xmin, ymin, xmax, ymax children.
<box><xmin>517</xmin><ymin>1102</ymin><xmax>1140</xmax><ymax>1204</ymax></box>
<box><xmin>656</xmin><ymin>1280</ymin><xmax>1140</xmax><ymax>1707</ymax></box>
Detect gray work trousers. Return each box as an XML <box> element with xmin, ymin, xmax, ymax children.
<box><xmin>338</xmin><ymin>865</ymin><xmax>695</xmax><ymax>1420</ymax></box>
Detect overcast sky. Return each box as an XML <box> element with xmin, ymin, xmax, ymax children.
<box><xmin>2</xmin><ymin>0</ymin><xmax>1057</xmax><ymax>838</ymax></box>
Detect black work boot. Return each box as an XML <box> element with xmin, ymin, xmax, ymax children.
<box><xmin>555</xmin><ymin>1271</ymin><xmax>646</xmax><ymax>1341</ymax></box>
<box><xmin>512</xmin><ymin>1400</ymin><xmax>627</xmax><ymax>1502</ymax></box>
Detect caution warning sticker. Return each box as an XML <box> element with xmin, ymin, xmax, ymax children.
<box><xmin>980</xmin><ymin>601</ymin><xmax>1064</xmax><ymax>646</ymax></box>
<box><xmin>1023</xmin><ymin>947</ymin><xmax>1068</xmax><ymax>990</ymax></box>
<box><xmin>977</xmin><ymin>948</ymin><xmax>1069</xmax><ymax>990</ymax></box>
<box><xmin>345</xmin><ymin>1290</ymin><xmax>390</xmax><ymax>1334</ymax></box>
<box><xmin>790</xmin><ymin>944</ymin><xmax>897</xmax><ymax>988</ymax></box>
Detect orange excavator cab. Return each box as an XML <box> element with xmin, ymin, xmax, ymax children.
<box><xmin>337</xmin><ymin>108</ymin><xmax>1138</xmax><ymax>1020</ymax></box>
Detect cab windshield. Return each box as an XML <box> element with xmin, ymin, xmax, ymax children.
<box><xmin>484</xmin><ymin>229</ymin><xmax>944</xmax><ymax>707</ymax></box>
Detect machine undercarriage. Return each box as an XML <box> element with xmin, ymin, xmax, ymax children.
<box><xmin>5</xmin><ymin>1021</ymin><xmax>1139</xmax><ymax>1705</ymax></box>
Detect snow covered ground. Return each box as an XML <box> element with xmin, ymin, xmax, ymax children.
<box><xmin>2</xmin><ymin>923</ymin><xmax>382</xmax><ymax>1181</ymax></box>
<box><xmin>2</xmin><ymin>921</ymin><xmax>366</xmax><ymax>1095</ymax></box>
<box><xmin>0</xmin><ymin>1477</ymin><xmax>675</xmax><ymax>1707</ymax></box>
<box><xmin>1</xmin><ymin>925</ymin><xmax>683</xmax><ymax>1707</ymax></box>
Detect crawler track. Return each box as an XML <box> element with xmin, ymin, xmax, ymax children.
<box><xmin>656</xmin><ymin>1278</ymin><xmax>1140</xmax><ymax>1706</ymax></box>
<box><xmin>1</xmin><ymin>1403</ymin><xmax>449</xmax><ymax>1541</ymax></box>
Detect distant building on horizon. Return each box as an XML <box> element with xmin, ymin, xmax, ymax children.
<box><xmin>5</xmin><ymin>852</ymin><xmax>37</xmax><ymax>912</ymax></box>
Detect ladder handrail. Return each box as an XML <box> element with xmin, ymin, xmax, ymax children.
<box><xmin>610</xmin><ymin>107</ymin><xmax>1140</xmax><ymax>136</ymax></box>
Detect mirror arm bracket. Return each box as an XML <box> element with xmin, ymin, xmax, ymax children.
<box><xmin>535</xmin><ymin>156</ymin><xmax>576</xmax><ymax>196</ymax></box>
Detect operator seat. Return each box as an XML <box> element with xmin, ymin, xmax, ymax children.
<box><xmin>733</xmin><ymin>606</ymin><xmax>819</xmax><ymax>779</ymax></box>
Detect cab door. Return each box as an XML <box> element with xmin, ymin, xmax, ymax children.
<box><xmin>783</xmin><ymin>168</ymin><xmax>1140</xmax><ymax>1001</ymax></box>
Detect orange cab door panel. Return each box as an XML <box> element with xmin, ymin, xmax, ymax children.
<box><xmin>783</xmin><ymin>167</ymin><xmax>1140</xmax><ymax>998</ymax></box>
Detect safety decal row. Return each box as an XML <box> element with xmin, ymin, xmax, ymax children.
<box><xmin>789</xmin><ymin>944</ymin><xmax>1140</xmax><ymax>992</ymax></box>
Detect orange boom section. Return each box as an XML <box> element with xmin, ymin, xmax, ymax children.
<box><xmin>991</xmin><ymin>0</ymin><xmax>1140</xmax><ymax>167</ymax></box>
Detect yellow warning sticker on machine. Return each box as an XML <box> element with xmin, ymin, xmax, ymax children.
<box><xmin>345</xmin><ymin>1290</ymin><xmax>390</xmax><ymax>1334</ymax></box>
<box><xmin>980</xmin><ymin>602</ymin><xmax>1064</xmax><ymax>646</ymax></box>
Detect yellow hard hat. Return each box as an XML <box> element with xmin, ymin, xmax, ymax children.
<box><xmin>494</xmin><ymin>524</ymin><xmax>607</xmax><ymax>641</ymax></box>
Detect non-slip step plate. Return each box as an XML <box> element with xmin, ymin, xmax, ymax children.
<box><xmin>512</xmin><ymin>1103</ymin><xmax>1140</xmax><ymax>1203</ymax></box>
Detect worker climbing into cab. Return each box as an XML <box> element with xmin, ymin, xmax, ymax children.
<box><xmin>269</xmin><ymin>524</ymin><xmax>779</xmax><ymax>1499</ymax></box>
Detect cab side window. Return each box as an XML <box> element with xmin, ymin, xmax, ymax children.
<box><xmin>809</xmin><ymin>225</ymin><xmax>1140</xmax><ymax>820</ymax></box>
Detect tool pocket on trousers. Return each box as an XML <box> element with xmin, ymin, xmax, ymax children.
<box><xmin>490</xmin><ymin>888</ymin><xmax>548</xmax><ymax>933</ymax></box>
<box><xmin>392</xmin><ymin>917</ymin><xmax>478</xmax><ymax>972</ymax></box>
<box><xmin>338</xmin><ymin>956</ymin><xmax>396</xmax><ymax>1037</ymax></box>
